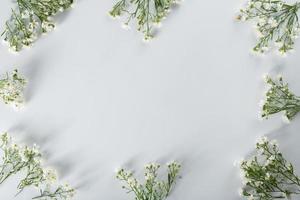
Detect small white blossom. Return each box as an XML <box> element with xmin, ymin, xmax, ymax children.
<box><xmin>263</xmin><ymin>3</ymin><xmax>271</xmax><ymax>10</ymax></box>
<box><xmin>256</xmin><ymin>136</ymin><xmax>268</xmax><ymax>145</ymax></box>
<box><xmin>254</xmin><ymin>2</ymin><xmax>262</xmax><ymax>8</ymax></box>
<box><xmin>268</xmin><ymin>18</ymin><xmax>278</xmax><ymax>28</ymax></box>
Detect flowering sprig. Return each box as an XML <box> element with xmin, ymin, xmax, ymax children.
<box><xmin>1</xmin><ymin>0</ymin><xmax>73</xmax><ymax>51</ymax></box>
<box><xmin>0</xmin><ymin>132</ymin><xmax>75</xmax><ymax>199</ymax></box>
<box><xmin>0</xmin><ymin>69</ymin><xmax>26</xmax><ymax>107</ymax></box>
<box><xmin>109</xmin><ymin>0</ymin><xmax>179</xmax><ymax>40</ymax></box>
<box><xmin>261</xmin><ymin>76</ymin><xmax>300</xmax><ymax>121</ymax></box>
<box><xmin>239</xmin><ymin>137</ymin><xmax>300</xmax><ymax>199</ymax></box>
<box><xmin>32</xmin><ymin>184</ymin><xmax>75</xmax><ymax>200</ymax></box>
<box><xmin>237</xmin><ymin>0</ymin><xmax>300</xmax><ymax>54</ymax></box>
<box><xmin>116</xmin><ymin>161</ymin><xmax>181</xmax><ymax>200</ymax></box>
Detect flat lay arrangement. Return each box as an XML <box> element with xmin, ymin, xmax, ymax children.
<box><xmin>0</xmin><ymin>0</ymin><xmax>300</xmax><ymax>199</ymax></box>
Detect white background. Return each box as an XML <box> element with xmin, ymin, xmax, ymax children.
<box><xmin>1</xmin><ymin>0</ymin><xmax>300</xmax><ymax>199</ymax></box>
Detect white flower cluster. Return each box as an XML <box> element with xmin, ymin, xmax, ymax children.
<box><xmin>2</xmin><ymin>0</ymin><xmax>73</xmax><ymax>51</ymax></box>
<box><xmin>116</xmin><ymin>161</ymin><xmax>181</xmax><ymax>200</ymax></box>
<box><xmin>0</xmin><ymin>132</ymin><xmax>75</xmax><ymax>200</ymax></box>
<box><xmin>238</xmin><ymin>0</ymin><xmax>300</xmax><ymax>53</ymax></box>
<box><xmin>34</xmin><ymin>183</ymin><xmax>75</xmax><ymax>200</ymax></box>
<box><xmin>109</xmin><ymin>0</ymin><xmax>181</xmax><ymax>40</ymax></box>
<box><xmin>239</xmin><ymin>136</ymin><xmax>300</xmax><ymax>199</ymax></box>
<box><xmin>0</xmin><ymin>69</ymin><xmax>26</xmax><ymax>108</ymax></box>
<box><xmin>261</xmin><ymin>75</ymin><xmax>300</xmax><ymax>121</ymax></box>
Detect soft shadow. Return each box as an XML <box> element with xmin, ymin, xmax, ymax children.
<box><xmin>121</xmin><ymin>155</ymin><xmax>142</xmax><ymax>172</ymax></box>
<box><xmin>74</xmin><ymin>163</ymin><xmax>103</xmax><ymax>190</ymax></box>
<box><xmin>50</xmin><ymin>151</ymin><xmax>82</xmax><ymax>179</ymax></box>
<box><xmin>269</xmin><ymin>64</ymin><xmax>286</xmax><ymax>75</ymax></box>
<box><xmin>264</xmin><ymin>122</ymin><xmax>300</xmax><ymax>167</ymax></box>
<box><xmin>22</xmin><ymin>57</ymin><xmax>45</xmax><ymax>102</ymax></box>
<box><xmin>8</xmin><ymin>120</ymin><xmax>71</xmax><ymax>160</ymax></box>
<box><xmin>8</xmin><ymin>123</ymin><xmax>57</xmax><ymax>147</ymax></box>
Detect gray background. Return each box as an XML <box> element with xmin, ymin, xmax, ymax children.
<box><xmin>0</xmin><ymin>0</ymin><xmax>300</xmax><ymax>199</ymax></box>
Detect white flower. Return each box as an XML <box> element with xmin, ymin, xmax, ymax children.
<box><xmin>268</xmin><ymin>18</ymin><xmax>278</xmax><ymax>28</ymax></box>
<box><xmin>256</xmin><ymin>136</ymin><xmax>268</xmax><ymax>145</ymax></box>
<box><xmin>254</xmin><ymin>2</ymin><xmax>262</xmax><ymax>8</ymax></box>
<box><xmin>268</xmin><ymin>155</ymin><xmax>275</xmax><ymax>161</ymax></box>
<box><xmin>262</xmin><ymin>73</ymin><xmax>269</xmax><ymax>82</ymax></box>
<box><xmin>44</xmin><ymin>169</ymin><xmax>57</xmax><ymax>184</ymax></box>
<box><xmin>263</xmin><ymin>3</ymin><xmax>271</xmax><ymax>10</ymax></box>
<box><xmin>258</xmin><ymin>100</ymin><xmax>265</xmax><ymax>108</ymax></box>
<box><xmin>145</xmin><ymin>163</ymin><xmax>160</xmax><ymax>170</ymax></box>
<box><xmin>276</xmin><ymin>2</ymin><xmax>283</xmax><ymax>11</ymax></box>
<box><xmin>21</xmin><ymin>10</ymin><xmax>30</xmax><ymax>19</ymax></box>
<box><xmin>121</xmin><ymin>23</ymin><xmax>130</xmax><ymax>30</ymax></box>
<box><xmin>258</xmin><ymin>18</ymin><xmax>267</xmax><ymax>26</ymax></box>
<box><xmin>270</xmin><ymin>140</ymin><xmax>278</xmax><ymax>147</ymax></box>
<box><xmin>0</xmin><ymin>70</ymin><xmax>26</xmax><ymax>107</ymax></box>
<box><xmin>238</xmin><ymin>188</ymin><xmax>244</xmax><ymax>196</ymax></box>
<box><xmin>261</xmin><ymin>46</ymin><xmax>269</xmax><ymax>52</ymax></box>
<box><xmin>127</xmin><ymin>177</ymin><xmax>137</xmax><ymax>187</ymax></box>
<box><xmin>41</xmin><ymin>21</ymin><xmax>55</xmax><ymax>32</ymax></box>
<box><xmin>265</xmin><ymin>172</ymin><xmax>271</xmax><ymax>180</ymax></box>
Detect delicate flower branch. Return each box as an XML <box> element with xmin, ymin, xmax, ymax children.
<box><xmin>237</xmin><ymin>0</ymin><xmax>300</xmax><ymax>54</ymax></box>
<box><xmin>1</xmin><ymin>0</ymin><xmax>73</xmax><ymax>51</ymax></box>
<box><xmin>32</xmin><ymin>184</ymin><xmax>75</xmax><ymax>200</ymax></box>
<box><xmin>0</xmin><ymin>132</ymin><xmax>75</xmax><ymax>200</ymax></box>
<box><xmin>261</xmin><ymin>76</ymin><xmax>300</xmax><ymax>121</ymax></box>
<box><xmin>109</xmin><ymin>0</ymin><xmax>180</xmax><ymax>40</ymax></box>
<box><xmin>116</xmin><ymin>161</ymin><xmax>181</xmax><ymax>200</ymax></box>
<box><xmin>0</xmin><ymin>69</ymin><xmax>26</xmax><ymax>107</ymax></box>
<box><xmin>239</xmin><ymin>137</ymin><xmax>300</xmax><ymax>199</ymax></box>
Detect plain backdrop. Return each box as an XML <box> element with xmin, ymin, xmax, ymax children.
<box><xmin>1</xmin><ymin>0</ymin><xmax>300</xmax><ymax>199</ymax></box>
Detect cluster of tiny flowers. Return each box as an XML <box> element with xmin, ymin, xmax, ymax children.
<box><xmin>0</xmin><ymin>132</ymin><xmax>75</xmax><ymax>200</ymax></box>
<box><xmin>239</xmin><ymin>136</ymin><xmax>300</xmax><ymax>199</ymax></box>
<box><xmin>237</xmin><ymin>0</ymin><xmax>300</xmax><ymax>54</ymax></box>
<box><xmin>109</xmin><ymin>0</ymin><xmax>180</xmax><ymax>40</ymax></box>
<box><xmin>1</xmin><ymin>0</ymin><xmax>73</xmax><ymax>51</ymax></box>
<box><xmin>116</xmin><ymin>161</ymin><xmax>181</xmax><ymax>200</ymax></box>
<box><xmin>0</xmin><ymin>69</ymin><xmax>26</xmax><ymax>108</ymax></box>
<box><xmin>261</xmin><ymin>75</ymin><xmax>300</xmax><ymax>121</ymax></box>
<box><xmin>33</xmin><ymin>184</ymin><xmax>75</xmax><ymax>200</ymax></box>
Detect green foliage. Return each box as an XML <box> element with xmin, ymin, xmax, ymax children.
<box><xmin>0</xmin><ymin>69</ymin><xmax>26</xmax><ymax>107</ymax></box>
<box><xmin>240</xmin><ymin>137</ymin><xmax>300</xmax><ymax>199</ymax></box>
<box><xmin>261</xmin><ymin>76</ymin><xmax>300</xmax><ymax>121</ymax></box>
<box><xmin>238</xmin><ymin>0</ymin><xmax>300</xmax><ymax>54</ymax></box>
<box><xmin>2</xmin><ymin>0</ymin><xmax>73</xmax><ymax>51</ymax></box>
<box><xmin>109</xmin><ymin>0</ymin><xmax>179</xmax><ymax>40</ymax></box>
<box><xmin>0</xmin><ymin>132</ymin><xmax>75</xmax><ymax>200</ymax></box>
<box><xmin>116</xmin><ymin>162</ymin><xmax>181</xmax><ymax>200</ymax></box>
